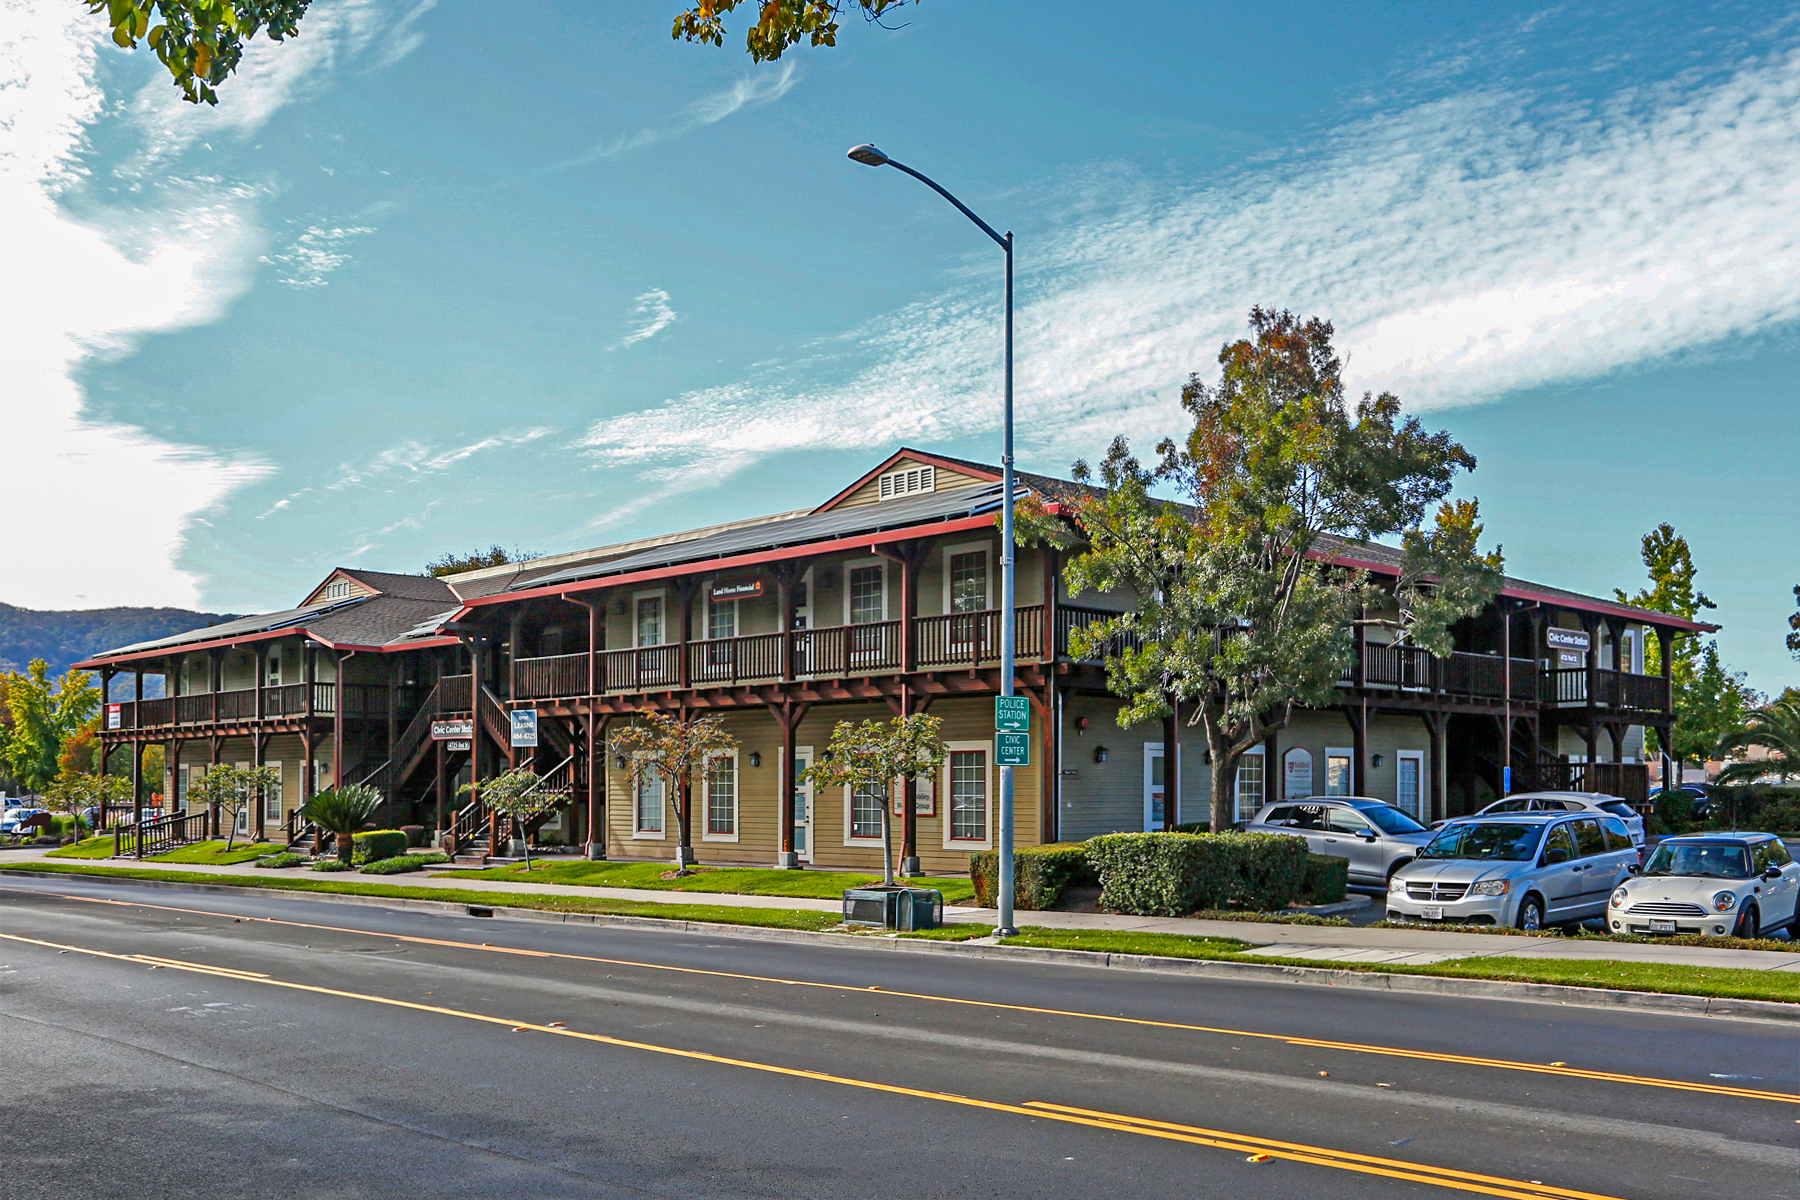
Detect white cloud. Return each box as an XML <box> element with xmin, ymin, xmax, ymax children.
<box><xmin>370</xmin><ymin>0</ymin><xmax>438</xmax><ymax>71</ymax></box>
<box><xmin>560</xmin><ymin>63</ymin><xmax>800</xmax><ymax>166</ymax></box>
<box><xmin>581</xmin><ymin>37</ymin><xmax>1800</xmax><ymax>497</ymax></box>
<box><xmin>0</xmin><ymin>0</ymin><xmax>274</xmax><ymax>609</ymax></box>
<box><xmin>262</xmin><ymin>223</ymin><xmax>376</xmax><ymax>287</ymax></box>
<box><xmin>320</xmin><ymin>428</ymin><xmax>556</xmax><ymax>492</ymax></box>
<box><xmin>616</xmin><ymin>288</ymin><xmax>676</xmax><ymax>347</ymax></box>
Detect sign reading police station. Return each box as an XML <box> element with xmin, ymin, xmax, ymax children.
<box><xmin>995</xmin><ymin>696</ymin><xmax>1030</xmax><ymax>733</ymax></box>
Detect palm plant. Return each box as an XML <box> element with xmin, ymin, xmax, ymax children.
<box><xmin>1714</xmin><ymin>694</ymin><xmax>1800</xmax><ymax>786</ymax></box>
<box><xmin>299</xmin><ymin>784</ymin><xmax>384</xmax><ymax>865</ymax></box>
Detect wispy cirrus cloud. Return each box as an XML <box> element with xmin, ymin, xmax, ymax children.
<box><xmin>324</xmin><ymin>428</ymin><xmax>556</xmax><ymax>492</ymax></box>
<box><xmin>559</xmin><ymin>62</ymin><xmax>800</xmax><ymax>166</ymax></box>
<box><xmin>615</xmin><ymin>287</ymin><xmax>676</xmax><ymax>347</ymax></box>
<box><xmin>262</xmin><ymin>223</ymin><xmax>376</xmax><ymax>286</ymax></box>
<box><xmin>581</xmin><ymin>33</ymin><xmax>1800</xmax><ymax>498</ymax></box>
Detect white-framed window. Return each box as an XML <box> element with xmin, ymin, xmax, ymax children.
<box><xmin>266</xmin><ymin>652</ymin><xmax>282</xmax><ymax>688</ymax></box>
<box><xmin>845</xmin><ymin>777</ymin><xmax>886</xmax><ymax>843</ymax></box>
<box><xmin>634</xmin><ymin>592</ymin><xmax>664</xmax><ymax>648</ymax></box>
<box><xmin>264</xmin><ymin>761</ymin><xmax>285</xmax><ymax>822</ymax></box>
<box><xmin>707</xmin><ymin>596</ymin><xmax>737</xmax><ymax>641</ymax></box>
<box><xmin>941</xmin><ymin>741</ymin><xmax>992</xmax><ymax>849</ymax></box>
<box><xmin>1395</xmin><ymin>750</ymin><xmax>1425</xmax><ymax>819</ymax></box>
<box><xmin>1619</xmin><ymin>629</ymin><xmax>1638</xmax><ymax>673</ymax></box>
<box><xmin>942</xmin><ymin>542</ymin><xmax>990</xmax><ymax>613</ymax></box>
<box><xmin>845</xmin><ymin>561</ymin><xmax>886</xmax><ymax>624</ymax></box>
<box><xmin>633</xmin><ymin>771</ymin><xmax>665</xmax><ymax>838</ymax></box>
<box><xmin>703</xmin><ymin>751</ymin><xmax>738</xmax><ymax>841</ymax></box>
<box><xmin>1234</xmin><ymin>746</ymin><xmax>1265</xmax><ymax>822</ymax></box>
<box><xmin>1325</xmin><ymin>747</ymin><xmax>1353</xmax><ymax>796</ymax></box>
<box><xmin>878</xmin><ymin>464</ymin><xmax>935</xmax><ymax>500</ymax></box>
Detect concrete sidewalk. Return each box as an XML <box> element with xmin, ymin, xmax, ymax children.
<box><xmin>7</xmin><ymin>847</ymin><xmax>1798</xmax><ymax>973</ymax></box>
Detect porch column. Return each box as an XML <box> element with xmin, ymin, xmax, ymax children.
<box><xmin>1040</xmin><ymin>546</ymin><xmax>1058</xmax><ymax>664</ymax></box>
<box><xmin>254</xmin><ymin>645</ymin><xmax>266</xmax><ymax>722</ymax></box>
<box><xmin>1423</xmin><ymin>712</ymin><xmax>1446</xmax><ymax>823</ymax></box>
<box><xmin>130</xmin><ymin>740</ymin><xmax>144</xmax><ymax>842</ymax></box>
<box><xmin>677</xmin><ymin>581</ymin><xmax>694</xmax><ymax>690</ymax></box>
<box><xmin>586</xmin><ymin>712</ymin><xmax>608</xmax><ymax>860</ymax></box>
<box><xmin>1657</xmin><ymin>626</ymin><xmax>1676</xmax><ymax>784</ymax></box>
<box><xmin>899</xmin><ymin>552</ymin><xmax>918</xmax><ymax>674</ymax></box>
<box><xmin>771</xmin><ymin>700</ymin><xmax>807</xmax><ymax>868</ymax></box>
<box><xmin>387</xmin><ymin>657</ymin><xmax>400</xmax><ymax>768</ymax></box>
<box><xmin>585</xmin><ymin>598</ymin><xmax>601</xmax><ymax>695</ymax></box>
<box><xmin>508</xmin><ymin>609</ymin><xmax>523</xmax><ymax>701</ymax></box>
<box><xmin>208</xmin><ymin>649</ymin><xmax>221</xmax><ymax>726</ymax></box>
<box><xmin>331</xmin><ymin>651</ymin><xmax>347</xmax><ymax>789</ymax></box>
<box><xmin>1041</xmin><ymin>684</ymin><xmax>1059</xmax><ymax>844</ymax></box>
<box><xmin>208</xmin><ymin>736</ymin><xmax>223</xmax><ymax>839</ymax></box>
<box><xmin>251</xmin><ymin>730</ymin><xmax>267</xmax><ymax>841</ymax></box>
<box><xmin>1344</xmin><ymin>703</ymin><xmax>1368</xmax><ymax>798</ymax></box>
<box><xmin>433</xmin><ymin>740</ymin><xmax>446</xmax><ymax>839</ymax></box>
<box><xmin>1160</xmin><ymin>701</ymin><xmax>1179</xmax><ymax>831</ymax></box>
<box><xmin>1581</xmin><ymin>614</ymin><xmax>1600</xmax><ymax>764</ymax></box>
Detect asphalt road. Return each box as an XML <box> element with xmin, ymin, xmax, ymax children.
<box><xmin>0</xmin><ymin>875</ymin><xmax>1793</xmax><ymax>1200</ymax></box>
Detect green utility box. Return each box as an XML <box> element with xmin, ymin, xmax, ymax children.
<box><xmin>842</xmin><ymin>886</ymin><xmax>944</xmax><ymax>931</ymax></box>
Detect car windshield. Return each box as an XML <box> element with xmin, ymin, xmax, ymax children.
<box><xmin>1421</xmin><ymin>823</ymin><xmax>1542</xmax><ymax>861</ymax></box>
<box><xmin>1643</xmin><ymin>843</ymin><xmax>1751</xmax><ymax>879</ymax></box>
<box><xmin>1362</xmin><ymin>806</ymin><xmax>1426</xmax><ymax>835</ymax></box>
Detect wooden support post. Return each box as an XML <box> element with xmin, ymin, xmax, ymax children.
<box><xmin>677</xmin><ymin>580</ymin><xmax>695</xmax><ymax>690</ymax></box>
<box><xmin>1423</xmin><ymin>712</ymin><xmax>1446</xmax><ymax>823</ymax></box>
<box><xmin>587</xmin><ymin>712</ymin><xmax>609</xmax><ymax>860</ymax></box>
<box><xmin>899</xmin><ymin>550</ymin><xmax>918</xmax><ymax>674</ymax></box>
<box><xmin>1344</xmin><ymin>703</ymin><xmax>1368</xmax><ymax>799</ymax></box>
<box><xmin>130</xmin><ymin>740</ymin><xmax>144</xmax><ymax>846</ymax></box>
<box><xmin>1042</xmin><ymin>683</ymin><xmax>1059</xmax><ymax>844</ymax></box>
<box><xmin>1656</xmin><ymin>626</ymin><xmax>1676</xmax><ymax>785</ymax></box>
<box><xmin>208</xmin><ymin>735</ymin><xmax>223</xmax><ymax>839</ymax></box>
<box><xmin>770</xmin><ymin>699</ymin><xmax>808</xmax><ymax>868</ymax></box>
<box><xmin>1161</xmin><ymin>702</ymin><xmax>1179</xmax><ymax>831</ymax></box>
<box><xmin>332</xmin><ymin>651</ymin><xmax>349</xmax><ymax>789</ymax></box>
<box><xmin>254</xmin><ymin>645</ymin><xmax>266</xmax><ymax>722</ymax></box>
<box><xmin>433</xmin><ymin>740</ymin><xmax>446</xmax><ymax>839</ymax></box>
<box><xmin>1581</xmin><ymin>614</ymin><xmax>1600</xmax><ymax>764</ymax></box>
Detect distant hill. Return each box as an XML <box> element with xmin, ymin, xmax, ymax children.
<box><xmin>0</xmin><ymin>603</ymin><xmax>238</xmax><ymax>690</ymax></box>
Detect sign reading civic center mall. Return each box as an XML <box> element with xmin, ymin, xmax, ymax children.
<box><xmin>431</xmin><ymin>719</ymin><xmax>473</xmax><ymax>740</ymax></box>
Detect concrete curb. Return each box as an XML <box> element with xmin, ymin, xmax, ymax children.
<box><xmin>5</xmin><ymin>868</ymin><xmax>1795</xmax><ymax>1026</ymax></box>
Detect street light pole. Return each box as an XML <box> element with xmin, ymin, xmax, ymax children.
<box><xmin>848</xmin><ymin>144</ymin><xmax>1019</xmax><ymax>936</ymax></box>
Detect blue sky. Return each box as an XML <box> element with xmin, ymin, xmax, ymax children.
<box><xmin>5</xmin><ymin>0</ymin><xmax>1796</xmax><ymax>693</ymax></box>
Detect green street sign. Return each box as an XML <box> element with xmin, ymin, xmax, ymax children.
<box><xmin>995</xmin><ymin>695</ymin><xmax>1030</xmax><ymax>733</ymax></box>
<box><xmin>996</xmin><ymin>732</ymin><xmax>1030</xmax><ymax>766</ymax></box>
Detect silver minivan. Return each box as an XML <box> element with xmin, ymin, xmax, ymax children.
<box><xmin>1388</xmin><ymin>812</ymin><xmax>1641</xmax><ymax>929</ymax></box>
<box><xmin>1243</xmin><ymin>796</ymin><xmax>1435</xmax><ymax>886</ymax></box>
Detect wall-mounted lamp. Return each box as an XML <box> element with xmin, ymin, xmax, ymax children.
<box><xmin>1093</xmin><ymin>745</ymin><xmax>1109</xmax><ymax>764</ymax></box>
<box><xmin>748</xmin><ymin>751</ymin><xmax>762</xmax><ymax>768</ymax></box>
<box><xmin>1371</xmin><ymin>753</ymin><xmax>1384</xmax><ymax>769</ymax></box>
<box><xmin>615</xmin><ymin>754</ymin><xmax>628</xmax><ymax>770</ymax></box>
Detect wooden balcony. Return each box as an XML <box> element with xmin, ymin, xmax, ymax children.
<box><xmin>107</xmin><ymin>682</ymin><xmax>392</xmax><ymax>731</ymax></box>
<box><xmin>1540</xmin><ymin>667</ymin><xmax>1668</xmax><ymax>712</ymax></box>
<box><xmin>510</xmin><ymin>606</ymin><xmax>1048</xmax><ymax>699</ymax></box>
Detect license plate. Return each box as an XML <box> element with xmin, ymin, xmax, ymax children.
<box><xmin>1420</xmin><ymin>906</ymin><xmax>1444</xmax><ymax>921</ymax></box>
<box><xmin>1648</xmin><ymin>919</ymin><xmax>1676</xmax><ymax>934</ymax></box>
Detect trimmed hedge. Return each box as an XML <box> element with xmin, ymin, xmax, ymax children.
<box><xmin>359</xmin><ymin>851</ymin><xmax>451</xmax><ymax>876</ymax></box>
<box><xmin>969</xmin><ymin>843</ymin><xmax>1096</xmax><ymax>910</ymax></box>
<box><xmin>1703</xmin><ymin>785</ymin><xmax>1800</xmax><ymax>833</ymax></box>
<box><xmin>254</xmin><ymin>852</ymin><xmax>306</xmax><ymax>870</ymax></box>
<box><xmin>352</xmin><ymin>830</ymin><xmax>410</xmax><ymax>864</ymax></box>
<box><xmin>1085</xmin><ymin>831</ymin><xmax>1309</xmax><ymax>916</ymax></box>
<box><xmin>1301</xmin><ymin>854</ymin><xmax>1349</xmax><ymax>905</ymax></box>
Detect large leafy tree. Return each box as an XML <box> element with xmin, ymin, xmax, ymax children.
<box><xmin>459</xmin><ymin>767</ymin><xmax>550</xmax><ymax>869</ymax></box>
<box><xmin>43</xmin><ymin>771</ymin><xmax>131</xmax><ymax>840</ymax></box>
<box><xmin>610</xmin><ymin>712</ymin><xmax>738</xmax><ymax>869</ymax></box>
<box><xmin>94</xmin><ymin>1</ymin><xmax>914</xmax><ymax>105</ymax></box>
<box><xmin>1612</xmin><ymin>524</ymin><xmax>1753</xmax><ymax>772</ymax></box>
<box><xmin>1714</xmin><ymin>694</ymin><xmax>1800</xmax><ymax>785</ymax></box>
<box><xmin>426</xmin><ymin>545</ymin><xmax>543</xmax><ymax>578</ymax></box>
<box><xmin>1786</xmin><ymin>584</ymin><xmax>1800</xmax><ymax>661</ymax></box>
<box><xmin>1026</xmin><ymin>309</ymin><xmax>1503</xmax><ymax>832</ymax></box>
<box><xmin>0</xmin><ymin>661</ymin><xmax>102</xmax><ymax>795</ymax></box>
<box><xmin>189</xmin><ymin>764</ymin><xmax>282</xmax><ymax>848</ymax></box>
<box><xmin>801</xmin><ymin>713</ymin><xmax>946</xmax><ymax>884</ymax></box>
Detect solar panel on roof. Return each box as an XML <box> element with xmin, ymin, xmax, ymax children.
<box><xmin>94</xmin><ymin>597</ymin><xmax>366</xmax><ymax>658</ymax></box>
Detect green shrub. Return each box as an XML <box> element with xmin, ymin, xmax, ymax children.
<box><xmin>1299</xmin><ymin>854</ymin><xmax>1348</xmax><ymax>904</ymax></box>
<box><xmin>359</xmin><ymin>851</ymin><xmax>451</xmax><ymax>876</ymax></box>
<box><xmin>1756</xmin><ymin>795</ymin><xmax>1800</xmax><ymax>833</ymax></box>
<box><xmin>968</xmin><ymin>843</ymin><xmax>1095</xmax><ymax>909</ymax></box>
<box><xmin>1655</xmin><ymin>790</ymin><xmax>1695</xmax><ymax>830</ymax></box>
<box><xmin>311</xmin><ymin>859</ymin><xmax>351</xmax><ymax>872</ymax></box>
<box><xmin>254</xmin><ymin>852</ymin><xmax>305</xmax><ymax>869</ymax></box>
<box><xmin>1085</xmin><ymin>831</ymin><xmax>1309</xmax><ymax>916</ymax></box>
<box><xmin>1704</xmin><ymin>784</ymin><xmax>1800</xmax><ymax>829</ymax></box>
<box><xmin>351</xmin><ymin>829</ymin><xmax>410</xmax><ymax>864</ymax></box>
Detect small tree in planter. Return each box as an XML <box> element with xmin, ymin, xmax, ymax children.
<box><xmin>458</xmin><ymin>767</ymin><xmax>546</xmax><ymax>869</ymax></box>
<box><xmin>610</xmin><ymin>712</ymin><xmax>737</xmax><ymax>871</ymax></box>
<box><xmin>300</xmin><ymin>784</ymin><xmax>383</xmax><ymax>866</ymax></box>
<box><xmin>189</xmin><ymin>765</ymin><xmax>282</xmax><ymax>849</ymax></box>
<box><xmin>43</xmin><ymin>770</ymin><xmax>129</xmax><ymax>841</ymax></box>
<box><xmin>803</xmin><ymin>714</ymin><xmax>948</xmax><ymax>885</ymax></box>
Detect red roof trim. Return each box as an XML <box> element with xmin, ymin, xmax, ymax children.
<box><xmin>75</xmin><ymin>627</ymin><xmax>453</xmax><ymax>669</ymax></box>
<box><xmin>467</xmin><ymin>511</ymin><xmax>1002</xmax><ymax>609</ymax></box>
<box><xmin>812</xmin><ymin>448</ymin><xmax>1002</xmax><ymax>513</ymax></box>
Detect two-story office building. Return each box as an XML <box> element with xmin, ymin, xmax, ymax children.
<box><xmin>81</xmin><ymin>448</ymin><xmax>1709</xmax><ymax>869</ymax></box>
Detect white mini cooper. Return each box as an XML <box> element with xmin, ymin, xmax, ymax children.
<box><xmin>1607</xmin><ymin>833</ymin><xmax>1800</xmax><ymax>939</ymax></box>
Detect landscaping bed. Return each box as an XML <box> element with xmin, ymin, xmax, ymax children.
<box><xmin>46</xmin><ymin>837</ymin><xmax>283</xmax><ymax>866</ymax></box>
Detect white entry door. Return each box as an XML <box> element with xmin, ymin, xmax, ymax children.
<box><xmin>1395</xmin><ymin>751</ymin><xmax>1424</xmax><ymax>819</ymax></box>
<box><xmin>792</xmin><ymin>746</ymin><xmax>814</xmax><ymax>862</ymax></box>
<box><xmin>1143</xmin><ymin>744</ymin><xmax>1166</xmax><ymax>830</ymax></box>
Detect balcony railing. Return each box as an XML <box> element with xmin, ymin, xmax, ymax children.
<box><xmin>105</xmin><ymin>682</ymin><xmax>391</xmax><ymax>729</ymax></box>
<box><xmin>1541</xmin><ymin>668</ymin><xmax>1669</xmax><ymax>711</ymax></box>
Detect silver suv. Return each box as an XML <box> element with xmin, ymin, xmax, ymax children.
<box><xmin>1388</xmin><ymin>812</ymin><xmax>1641</xmax><ymax>929</ymax></box>
<box><xmin>1243</xmin><ymin>797</ymin><xmax>1434</xmax><ymax>886</ymax></box>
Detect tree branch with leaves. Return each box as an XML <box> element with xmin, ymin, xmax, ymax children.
<box><xmin>610</xmin><ymin>712</ymin><xmax>738</xmax><ymax>870</ymax></box>
<box><xmin>188</xmin><ymin>764</ymin><xmax>281</xmax><ymax>849</ymax></box>
<box><xmin>458</xmin><ymin>766</ymin><xmax>549</xmax><ymax>869</ymax></box>
<box><xmin>800</xmin><ymin>713</ymin><xmax>946</xmax><ymax>884</ymax></box>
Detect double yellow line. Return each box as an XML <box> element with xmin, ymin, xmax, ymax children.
<box><xmin>44</xmin><ymin>890</ymin><xmax>1798</xmax><ymax>1107</ymax></box>
<box><xmin>3</xmin><ymin>931</ymin><xmax>1624</xmax><ymax>1200</ymax></box>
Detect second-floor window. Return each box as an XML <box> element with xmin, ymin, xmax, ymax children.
<box><xmin>636</xmin><ymin>596</ymin><xmax>663</xmax><ymax>647</ymax></box>
<box><xmin>849</xmin><ymin>566</ymin><xmax>884</xmax><ymax>624</ymax></box>
<box><xmin>709</xmin><ymin>598</ymin><xmax>737</xmax><ymax>641</ymax></box>
<box><xmin>266</xmin><ymin>655</ymin><xmax>282</xmax><ymax>688</ymax></box>
<box><xmin>949</xmin><ymin>551</ymin><xmax>988</xmax><ymax>613</ymax></box>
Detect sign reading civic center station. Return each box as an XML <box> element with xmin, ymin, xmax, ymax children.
<box><xmin>431</xmin><ymin>719</ymin><xmax>473</xmax><ymax>740</ymax></box>
<box><xmin>1545</xmin><ymin>628</ymin><xmax>1591</xmax><ymax>652</ymax></box>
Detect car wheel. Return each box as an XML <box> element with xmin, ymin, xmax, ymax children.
<box><xmin>1516</xmin><ymin>895</ymin><xmax>1545</xmax><ymax>931</ymax></box>
<box><xmin>1733</xmin><ymin>906</ymin><xmax>1759</xmax><ymax>940</ymax></box>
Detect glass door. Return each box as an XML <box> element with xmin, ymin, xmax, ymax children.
<box><xmin>792</xmin><ymin>747</ymin><xmax>813</xmax><ymax>861</ymax></box>
<box><xmin>1143</xmin><ymin>746</ymin><xmax>1166</xmax><ymax>831</ymax></box>
<box><xmin>1395</xmin><ymin>752</ymin><xmax>1423</xmax><ymax>819</ymax></box>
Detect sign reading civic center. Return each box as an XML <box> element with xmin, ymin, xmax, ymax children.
<box><xmin>1545</xmin><ymin>627</ymin><xmax>1591</xmax><ymax>652</ymax></box>
<box><xmin>431</xmin><ymin>719</ymin><xmax>473</xmax><ymax>740</ymax></box>
<box><xmin>996</xmin><ymin>732</ymin><xmax>1030</xmax><ymax>766</ymax></box>
<box><xmin>510</xmin><ymin>709</ymin><xmax>539</xmax><ymax>748</ymax></box>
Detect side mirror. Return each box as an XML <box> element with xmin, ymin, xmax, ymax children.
<box><xmin>1765</xmin><ymin>865</ymin><xmax>1783</xmax><ymax>881</ymax></box>
<box><xmin>1359</xmin><ymin>830</ymin><xmax>1378</xmax><ymax>842</ymax></box>
<box><xmin>1542</xmin><ymin>848</ymin><xmax>1569</xmax><ymax>866</ymax></box>
<box><xmin>1627</xmin><ymin>863</ymin><xmax>1641</xmax><ymax>874</ymax></box>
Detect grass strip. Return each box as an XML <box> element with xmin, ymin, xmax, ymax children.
<box><xmin>48</xmin><ymin>838</ymin><xmax>278</xmax><ymax>866</ymax></box>
<box><xmin>440</xmin><ymin>859</ymin><xmax>976</xmax><ymax>904</ymax></box>
<box><xmin>1369</xmin><ymin>919</ymin><xmax>1797</xmax><ymax>954</ymax></box>
<box><xmin>895</xmin><ymin>923</ymin><xmax>995</xmax><ymax>941</ymax></box>
<box><xmin>1000</xmin><ymin>927</ymin><xmax>1253</xmax><ymax>959</ymax></box>
<box><xmin>0</xmin><ymin>861</ymin><xmax>839</xmax><ymax>932</ymax></box>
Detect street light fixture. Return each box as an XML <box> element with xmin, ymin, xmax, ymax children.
<box><xmin>847</xmin><ymin>142</ymin><xmax>1019</xmax><ymax>936</ymax></box>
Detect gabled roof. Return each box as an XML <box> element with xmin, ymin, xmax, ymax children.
<box><xmin>337</xmin><ymin>568</ymin><xmax>458</xmax><ymax>603</ymax></box>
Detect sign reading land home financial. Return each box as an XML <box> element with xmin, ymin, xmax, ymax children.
<box><xmin>431</xmin><ymin>719</ymin><xmax>473</xmax><ymax>740</ymax></box>
<box><xmin>1545</xmin><ymin>627</ymin><xmax>1591</xmax><ymax>653</ymax></box>
<box><xmin>710</xmin><ymin>576</ymin><xmax>763</xmax><ymax>601</ymax></box>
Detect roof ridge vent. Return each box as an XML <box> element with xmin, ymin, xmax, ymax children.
<box><xmin>878</xmin><ymin>464</ymin><xmax>934</xmax><ymax>501</ymax></box>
